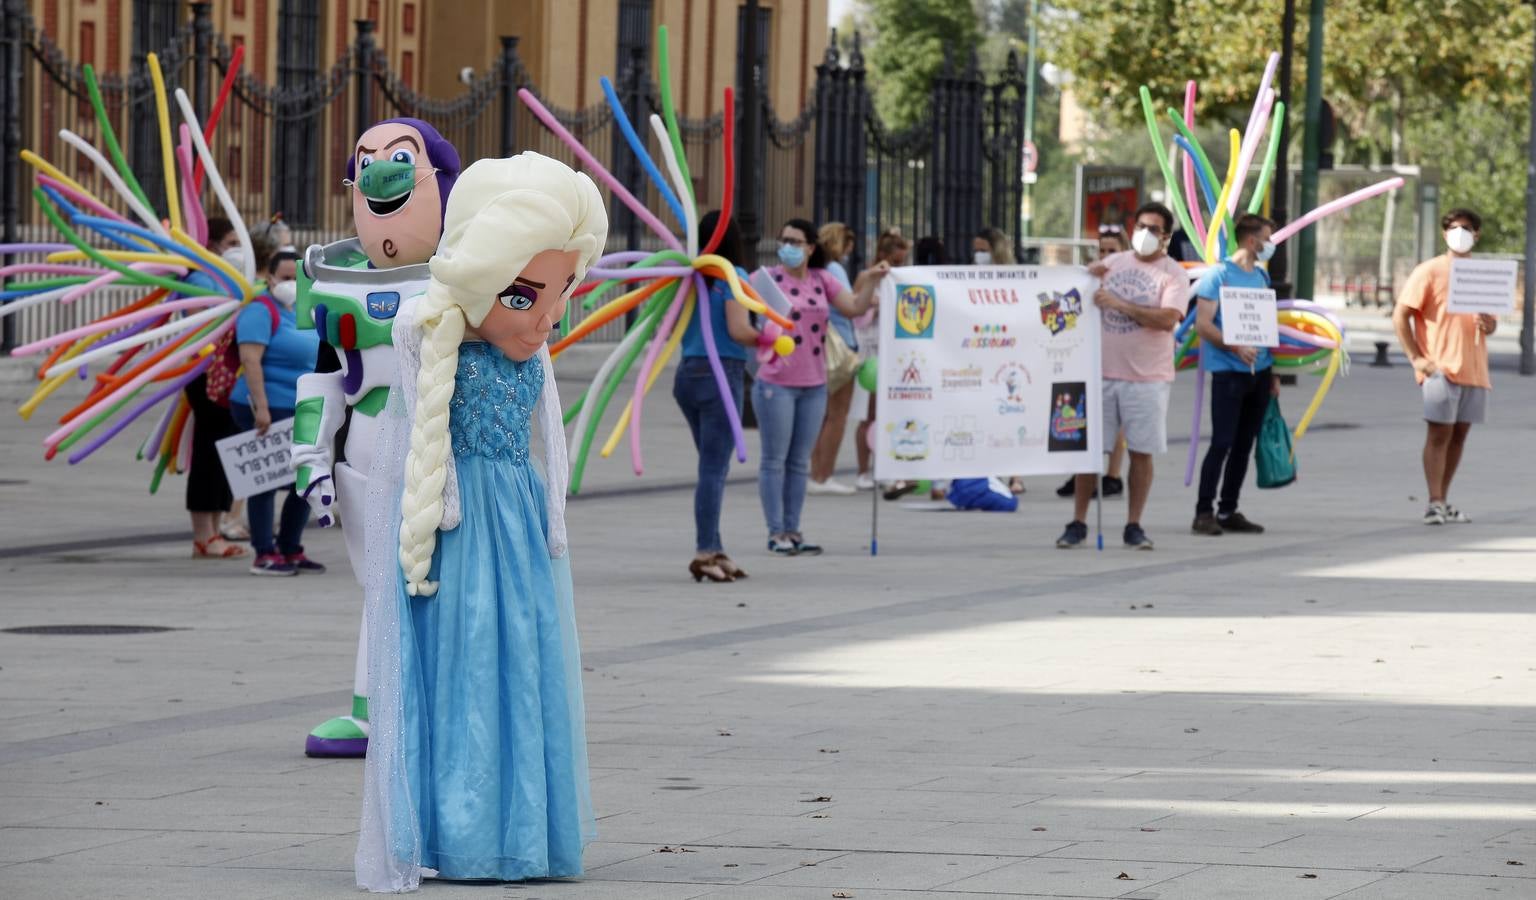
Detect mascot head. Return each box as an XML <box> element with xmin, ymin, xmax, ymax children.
<box><xmin>346</xmin><ymin>118</ymin><xmax>460</xmax><ymax>268</ymax></box>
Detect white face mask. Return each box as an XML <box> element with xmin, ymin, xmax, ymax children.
<box><xmin>269</xmin><ymin>280</ymin><xmax>298</xmax><ymax>308</ymax></box>
<box><xmin>1130</xmin><ymin>227</ymin><xmax>1161</xmax><ymax>256</ymax></box>
<box><xmin>221</xmin><ymin>247</ymin><xmax>245</xmax><ymax>269</ymax></box>
<box><xmin>1445</xmin><ymin>226</ymin><xmax>1476</xmax><ymax>254</ymax></box>
<box><xmin>973</xmin><ymin>251</ymin><xmax>993</xmax><ymax>266</ymax></box>
<box><xmin>1256</xmin><ymin>240</ymin><xmax>1277</xmax><ymax>262</ymax></box>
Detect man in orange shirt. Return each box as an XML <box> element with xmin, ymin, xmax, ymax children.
<box><xmin>1392</xmin><ymin>208</ymin><xmax>1499</xmax><ymax>525</ymax></box>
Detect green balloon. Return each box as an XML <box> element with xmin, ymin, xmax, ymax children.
<box><xmin>857</xmin><ymin>356</ymin><xmax>879</xmax><ymax>392</ymax></box>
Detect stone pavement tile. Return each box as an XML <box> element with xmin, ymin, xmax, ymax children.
<box><xmin>699</xmin><ymin>817</ymin><xmax>964</xmax><ymax>854</ymax></box>
<box><xmin>1324</xmin><ymin>872</ymin><xmax>1528</xmax><ymax>898</ymax></box>
<box><xmin>587</xmin><ymin>844</ymin><xmax>848</xmax><ymax>886</ymax></box>
<box><xmin>690</xmin><ymin>889</ymin><xmax>992</xmax><ymax>900</ymax></box>
<box><xmin>753</xmin><ymin>850</ymin><xmax>1018</xmax><ymax>891</ymax></box>
<box><xmin>805</xmin><ymin>787</ymin><xmax>1056</xmax><ymax>824</ymax></box>
<box><xmin>1113</xmin><ymin>864</ymin><xmax>1387</xmax><ymax>899</ymax></box>
<box><xmin>590</xmin><ymin>810</ymin><xmax>764</xmax><ymax>845</ymax></box>
<box><xmin>0</xmin><ymin>826</ymin><xmax>148</xmax><ymax>863</ymax></box>
<box><xmin>1410</xmin><ymin>846</ymin><xmax>1536</xmax><ymax>878</ymax></box>
<box><xmin>503</xmin><ymin>879</ymin><xmax>714</xmax><ymax>900</ymax></box>
<box><xmin>49</xmin><ymin>829</ymin><xmax>320</xmax><ymax>867</ymax></box>
<box><xmin>934</xmin><ymin>855</ymin><xmax>1201</xmax><ymax>896</ymax></box>
<box><xmin>0</xmin><ymin>774</ymin><xmax>221</xmax><ymax>801</ymax></box>
<box><xmin>217</xmin><ymin>833</ymin><xmax>354</xmax><ymax>871</ymax></box>
<box><xmin>0</xmin><ymin>797</ymin><xmax>88</xmax><ymax>826</ymax></box>
<box><xmin>0</xmin><ymin>860</ymin><xmax>350</xmax><ymax>900</ymax></box>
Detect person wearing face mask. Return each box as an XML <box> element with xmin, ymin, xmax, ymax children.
<box><xmin>229</xmin><ymin>250</ymin><xmax>323</xmax><ymax>575</ymax></box>
<box><xmin>755</xmin><ymin>218</ymin><xmax>891</xmax><ymax>555</ymax></box>
<box><xmin>1058</xmin><ymin>224</ymin><xmax>1130</xmax><ymax>500</ymax></box>
<box><xmin>972</xmin><ymin>225</ymin><xmax>1015</xmax><ymax>267</ymax></box>
<box><xmin>1190</xmin><ymin>213</ymin><xmax>1281</xmax><ymax>536</ymax></box>
<box><xmin>182</xmin><ymin>218</ymin><xmax>250</xmax><ymax>558</ymax></box>
<box><xmin>808</xmin><ymin>221</ymin><xmax>862</xmax><ymax>496</ymax></box>
<box><xmin>1056</xmin><ymin>203</ymin><xmax>1189</xmax><ymax>550</ymax></box>
<box><xmin>1392</xmin><ymin>208</ymin><xmax>1497</xmax><ymax>525</ymax></box>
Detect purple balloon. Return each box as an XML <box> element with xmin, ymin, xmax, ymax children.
<box><xmin>692</xmin><ymin>271</ymin><xmax>748</xmax><ymax>463</ymax></box>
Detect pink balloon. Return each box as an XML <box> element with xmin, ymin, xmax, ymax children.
<box><xmin>1272</xmin><ymin>178</ymin><xmax>1404</xmax><ymax>246</ymax></box>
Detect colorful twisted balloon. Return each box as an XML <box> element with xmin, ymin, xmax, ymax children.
<box><xmin>1140</xmin><ymin>52</ymin><xmax>1398</xmax><ymax>484</ymax></box>
<box><xmin>520</xmin><ymin>24</ymin><xmax>795</xmax><ymax>493</ymax></box>
<box><xmin>4</xmin><ymin>46</ymin><xmax>260</xmax><ymax>492</ymax></box>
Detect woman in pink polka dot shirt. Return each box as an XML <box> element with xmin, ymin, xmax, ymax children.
<box><xmin>754</xmin><ymin>218</ymin><xmax>891</xmax><ymax>555</ymax></box>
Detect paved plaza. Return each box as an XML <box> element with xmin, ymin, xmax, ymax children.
<box><xmin>1</xmin><ymin>338</ymin><xmax>1533</xmax><ymax>899</ymax></box>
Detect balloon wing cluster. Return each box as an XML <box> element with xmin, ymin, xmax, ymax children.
<box><xmin>518</xmin><ymin>25</ymin><xmax>795</xmax><ymax>494</ymax></box>
<box><xmin>4</xmin><ymin>48</ymin><xmax>263</xmax><ymax>492</ymax></box>
<box><xmin>1141</xmin><ymin>53</ymin><xmax>1395</xmax><ymax>482</ymax></box>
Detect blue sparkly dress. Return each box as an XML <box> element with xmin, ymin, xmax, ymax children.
<box><xmin>393</xmin><ymin>342</ymin><xmax>592</xmax><ymax>881</ymax></box>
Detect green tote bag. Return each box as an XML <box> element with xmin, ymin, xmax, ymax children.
<box><xmin>1255</xmin><ymin>395</ymin><xmax>1296</xmax><ymax>489</ymax></box>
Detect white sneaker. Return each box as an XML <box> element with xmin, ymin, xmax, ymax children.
<box><xmin>1422</xmin><ymin>504</ymin><xmax>1446</xmax><ymax>525</ymax></box>
<box><xmin>1442</xmin><ymin>505</ymin><xmax>1471</xmax><ymax>524</ymax></box>
<box><xmin>808</xmin><ymin>478</ymin><xmax>857</xmax><ymax>496</ymax></box>
<box><xmin>855</xmin><ymin>472</ymin><xmax>875</xmax><ymax>491</ymax></box>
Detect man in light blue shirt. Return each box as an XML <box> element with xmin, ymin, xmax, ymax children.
<box><xmin>1191</xmin><ymin>214</ymin><xmax>1281</xmax><ymax>536</ymax></box>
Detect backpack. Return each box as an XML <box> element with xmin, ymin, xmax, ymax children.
<box><xmin>206</xmin><ymin>295</ymin><xmax>280</xmax><ymax>408</ymax></box>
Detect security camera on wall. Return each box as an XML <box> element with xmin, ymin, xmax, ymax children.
<box><xmin>459</xmin><ymin>67</ymin><xmax>475</xmax><ymax>86</ymax></box>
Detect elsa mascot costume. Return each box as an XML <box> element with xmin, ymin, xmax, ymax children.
<box><xmin>356</xmin><ymin>152</ymin><xmax>607</xmax><ymax>891</ymax></box>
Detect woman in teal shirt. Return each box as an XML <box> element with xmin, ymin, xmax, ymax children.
<box><xmin>231</xmin><ymin>250</ymin><xmax>323</xmax><ymax>575</ymax></box>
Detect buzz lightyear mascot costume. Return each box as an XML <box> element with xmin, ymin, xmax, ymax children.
<box><xmin>290</xmin><ymin>119</ymin><xmax>460</xmax><ymax>757</ymax></box>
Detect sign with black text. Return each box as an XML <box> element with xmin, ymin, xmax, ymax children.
<box><xmin>1447</xmin><ymin>258</ymin><xmax>1517</xmax><ymax>316</ymax></box>
<box><xmin>1219</xmin><ymin>287</ymin><xmax>1279</xmax><ymax>348</ymax></box>
<box><xmin>216</xmin><ymin>421</ymin><xmax>296</xmax><ymax>501</ymax></box>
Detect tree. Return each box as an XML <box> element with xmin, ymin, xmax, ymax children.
<box><xmin>1043</xmin><ymin>0</ymin><xmax>1536</xmax><ymax>251</ymax></box>
<box><xmin>863</xmin><ymin>0</ymin><xmax>982</xmax><ymax>129</ymax></box>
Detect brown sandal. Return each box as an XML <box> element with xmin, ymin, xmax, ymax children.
<box><xmin>193</xmin><ymin>537</ymin><xmax>248</xmax><ymax>559</ymax></box>
<box><xmin>711</xmin><ymin>554</ymin><xmax>748</xmax><ymax>580</ymax></box>
<box><xmin>689</xmin><ymin>557</ymin><xmax>733</xmax><ymax>583</ymax></box>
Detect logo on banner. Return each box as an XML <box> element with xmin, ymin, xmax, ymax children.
<box><xmin>991</xmin><ymin>362</ymin><xmax>1032</xmax><ymax>415</ymax></box>
<box><xmin>987</xmin><ymin>424</ymin><xmax>1044</xmax><ymax>450</ymax></box>
<box><xmin>887</xmin><ymin>352</ymin><xmax>933</xmax><ymax>401</ymax></box>
<box><xmin>1048</xmin><ymin>381</ymin><xmax>1089</xmax><ymax>452</ymax></box>
<box><xmin>941</xmin><ymin>416</ymin><xmax>980</xmax><ymax>461</ymax></box>
<box><xmin>887</xmin><ymin>418</ymin><xmax>931</xmax><ymax>461</ymax></box>
<box><xmin>940</xmin><ymin>365</ymin><xmax>984</xmax><ymax>390</ymax></box>
<box><xmin>1038</xmin><ymin>288</ymin><xmax>1084</xmax><ymax>335</ymax></box>
<box><xmin>895</xmin><ymin>284</ymin><xmax>936</xmax><ymax>339</ymax></box>
<box><xmin>960</xmin><ymin>323</ymin><xmax>1017</xmax><ymax>350</ymax></box>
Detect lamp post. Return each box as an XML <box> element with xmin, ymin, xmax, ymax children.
<box><xmin>1294</xmin><ymin>0</ymin><xmax>1325</xmax><ymax>302</ymax></box>
<box><xmin>1522</xmin><ymin>11</ymin><xmax>1536</xmax><ymax>374</ymax></box>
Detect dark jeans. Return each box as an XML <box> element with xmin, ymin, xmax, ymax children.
<box><xmin>1197</xmin><ymin>368</ymin><xmax>1272</xmax><ymax>516</ymax></box>
<box><xmin>232</xmin><ymin>403</ymin><xmax>310</xmax><ymax>556</ymax></box>
<box><xmin>673</xmin><ymin>357</ymin><xmax>746</xmax><ymax>553</ymax></box>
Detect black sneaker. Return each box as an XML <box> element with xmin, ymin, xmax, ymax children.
<box><xmin>1056</xmin><ymin>476</ymin><xmax>1098</xmax><ymax>499</ymax></box>
<box><xmin>788</xmin><ymin>533</ymin><xmax>823</xmax><ymax>556</ymax></box>
<box><xmin>1217</xmin><ymin>511</ymin><xmax>1265</xmax><ymax>534</ymax></box>
<box><xmin>1191</xmin><ymin>513</ymin><xmax>1222</xmax><ymax>536</ymax></box>
<box><xmin>1055</xmin><ymin>520</ymin><xmax>1088</xmax><ymax>548</ymax></box>
<box><xmin>1102</xmin><ymin>476</ymin><xmax>1124</xmax><ymax>498</ymax></box>
<box><xmin>767</xmin><ymin>535</ymin><xmax>799</xmax><ymax>556</ymax></box>
<box><xmin>1123</xmin><ymin>523</ymin><xmax>1153</xmax><ymax>550</ymax></box>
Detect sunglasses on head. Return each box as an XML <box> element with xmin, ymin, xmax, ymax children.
<box><xmin>1098</xmin><ymin>224</ymin><xmax>1124</xmax><ymax>236</ymax></box>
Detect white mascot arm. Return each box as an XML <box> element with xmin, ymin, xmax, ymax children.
<box><xmin>291</xmin><ymin>370</ymin><xmax>346</xmax><ymax>527</ymax></box>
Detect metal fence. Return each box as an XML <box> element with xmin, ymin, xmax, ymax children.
<box><xmin>1</xmin><ymin>6</ymin><xmax>1028</xmax><ymax>350</ymax></box>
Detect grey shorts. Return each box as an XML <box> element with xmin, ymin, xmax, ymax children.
<box><xmin>1103</xmin><ymin>379</ymin><xmax>1172</xmax><ymax>454</ymax></box>
<box><xmin>1422</xmin><ymin>373</ymin><xmax>1487</xmax><ymax>425</ymax></box>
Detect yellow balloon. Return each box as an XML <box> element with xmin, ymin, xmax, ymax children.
<box><xmin>773</xmin><ymin>334</ymin><xmax>795</xmax><ymax>357</ymax></box>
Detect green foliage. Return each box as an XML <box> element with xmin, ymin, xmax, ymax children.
<box><xmin>1409</xmin><ymin>101</ymin><xmax>1529</xmax><ymax>253</ymax></box>
<box><xmin>864</xmin><ymin>0</ymin><xmax>983</xmax><ymax>129</ymax></box>
<box><xmin>1043</xmin><ymin>0</ymin><xmax>1536</xmax><ymax>247</ymax></box>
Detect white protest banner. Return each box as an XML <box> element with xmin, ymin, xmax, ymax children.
<box><xmin>874</xmin><ymin>265</ymin><xmax>1102</xmax><ymax>480</ymax></box>
<box><xmin>216</xmin><ymin>420</ymin><xmax>296</xmax><ymax>500</ymax></box>
<box><xmin>1447</xmin><ymin>257</ymin><xmax>1517</xmax><ymax>316</ymax></box>
<box><xmin>1218</xmin><ymin>287</ymin><xmax>1279</xmax><ymax>348</ymax></box>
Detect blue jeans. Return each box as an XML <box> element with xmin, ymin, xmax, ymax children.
<box><xmin>232</xmin><ymin>403</ymin><xmax>310</xmax><ymax>557</ymax></box>
<box><xmin>673</xmin><ymin>357</ymin><xmax>746</xmax><ymax>553</ymax></box>
<box><xmin>752</xmin><ymin>379</ymin><xmax>828</xmax><ymax>536</ymax></box>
